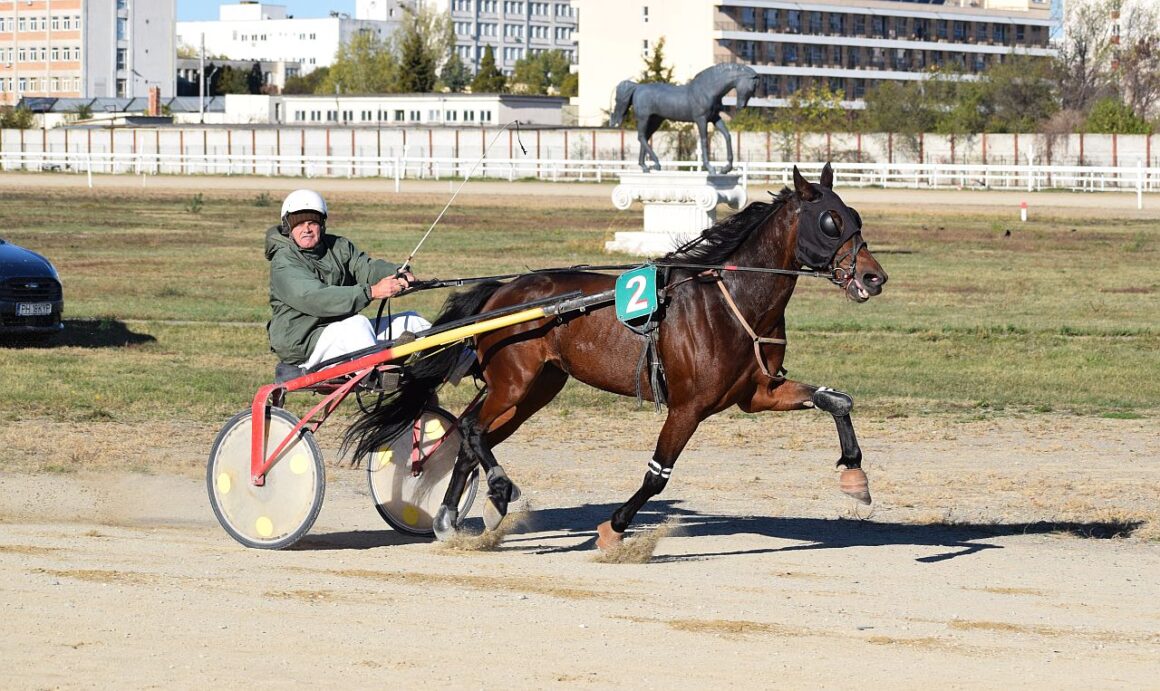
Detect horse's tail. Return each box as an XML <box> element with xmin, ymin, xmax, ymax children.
<box><xmin>342</xmin><ymin>281</ymin><xmax>503</xmax><ymax>465</ymax></box>
<box><xmin>609</xmin><ymin>80</ymin><xmax>637</xmax><ymax>127</ymax></box>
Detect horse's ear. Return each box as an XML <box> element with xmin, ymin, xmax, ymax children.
<box><xmin>820</xmin><ymin>162</ymin><xmax>834</xmax><ymax>189</ymax></box>
<box><xmin>792</xmin><ymin>166</ymin><xmax>817</xmax><ymax>200</ymax></box>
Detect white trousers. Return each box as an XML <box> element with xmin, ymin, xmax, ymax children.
<box><xmin>301</xmin><ymin>311</ymin><xmax>432</xmax><ymax>369</ymax></box>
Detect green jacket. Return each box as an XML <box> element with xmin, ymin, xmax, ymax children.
<box><xmin>265</xmin><ymin>226</ymin><xmax>398</xmax><ymax>364</ymax></box>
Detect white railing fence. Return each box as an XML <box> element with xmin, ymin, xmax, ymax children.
<box><xmin>1</xmin><ymin>150</ymin><xmax>1156</xmax><ymax>204</ymax></box>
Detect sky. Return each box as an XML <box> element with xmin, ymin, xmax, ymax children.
<box><xmin>177</xmin><ymin>1</ymin><xmax>356</xmax><ymax>22</ymax></box>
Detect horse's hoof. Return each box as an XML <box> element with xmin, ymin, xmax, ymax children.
<box><xmin>433</xmin><ymin>505</ymin><xmax>458</xmax><ymax>541</ymax></box>
<box><xmin>839</xmin><ymin>468</ymin><xmax>872</xmax><ymax>505</ymax></box>
<box><xmin>596</xmin><ymin>521</ymin><xmax>624</xmax><ymax>550</ymax></box>
<box><xmin>483</xmin><ymin>498</ymin><xmax>506</xmax><ymax>531</ymax></box>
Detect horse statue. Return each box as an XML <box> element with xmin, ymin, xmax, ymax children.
<box><xmin>345</xmin><ymin>164</ymin><xmax>888</xmax><ymax>549</ymax></box>
<box><xmin>610</xmin><ymin>63</ymin><xmax>759</xmax><ymax>175</ymax></box>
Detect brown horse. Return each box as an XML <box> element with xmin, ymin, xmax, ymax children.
<box><xmin>346</xmin><ymin>164</ymin><xmax>888</xmax><ymax>548</ymax></box>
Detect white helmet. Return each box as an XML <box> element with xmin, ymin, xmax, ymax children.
<box><xmin>280</xmin><ymin>189</ymin><xmax>328</xmax><ymax>233</ymax></box>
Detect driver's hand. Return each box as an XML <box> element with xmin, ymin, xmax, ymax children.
<box><xmin>370</xmin><ymin>273</ymin><xmax>413</xmax><ymax>299</ymax></box>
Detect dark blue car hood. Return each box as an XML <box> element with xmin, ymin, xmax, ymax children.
<box><xmin>0</xmin><ymin>239</ymin><xmax>58</xmax><ymax>277</ymax></box>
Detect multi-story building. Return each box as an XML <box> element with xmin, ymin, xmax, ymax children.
<box><xmin>175</xmin><ymin>2</ymin><xmax>402</xmax><ymax>77</ymax></box>
<box><xmin>572</xmin><ymin>0</ymin><xmax>1055</xmax><ymax>126</ymax></box>
<box><xmin>0</xmin><ymin>0</ymin><xmax>175</xmax><ymax>107</ymax></box>
<box><xmin>420</xmin><ymin>0</ymin><xmax>577</xmax><ymax>75</ymax></box>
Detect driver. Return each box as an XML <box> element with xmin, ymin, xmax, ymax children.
<box><xmin>265</xmin><ymin>189</ymin><xmax>425</xmax><ymax>369</ymax></box>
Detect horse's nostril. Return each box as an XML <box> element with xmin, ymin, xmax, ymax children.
<box><xmin>863</xmin><ymin>273</ymin><xmax>881</xmax><ymax>285</ymax></box>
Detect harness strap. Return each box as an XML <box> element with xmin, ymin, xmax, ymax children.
<box><xmin>715</xmin><ymin>277</ymin><xmax>786</xmax><ymax>383</ymax></box>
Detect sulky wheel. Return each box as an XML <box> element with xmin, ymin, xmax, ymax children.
<box><xmin>207</xmin><ymin>407</ymin><xmax>325</xmax><ymax>550</ymax></box>
<box><xmin>367</xmin><ymin>406</ymin><xmax>478</xmax><ymax>537</ymax></box>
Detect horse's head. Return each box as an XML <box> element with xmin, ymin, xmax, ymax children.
<box><xmin>733</xmin><ymin>70</ymin><xmax>758</xmax><ymax>109</ymax></box>
<box><xmin>792</xmin><ymin>163</ymin><xmax>888</xmax><ymax>303</ymax></box>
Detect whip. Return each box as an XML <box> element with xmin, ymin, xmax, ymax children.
<box><xmin>397</xmin><ymin>120</ymin><xmax>528</xmax><ymax>275</ymax></box>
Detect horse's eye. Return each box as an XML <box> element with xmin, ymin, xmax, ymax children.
<box><xmin>819</xmin><ymin>211</ymin><xmax>840</xmax><ymax>238</ymax></box>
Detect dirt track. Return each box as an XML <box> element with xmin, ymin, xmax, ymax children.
<box><xmin>2</xmin><ymin>413</ymin><xmax>1158</xmax><ymax>688</ymax></box>
<box><xmin>2</xmin><ymin>173</ymin><xmax>1158</xmax><ymax>687</ymax></box>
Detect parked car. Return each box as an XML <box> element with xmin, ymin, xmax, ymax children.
<box><xmin>0</xmin><ymin>237</ymin><xmax>63</xmax><ymax>338</ymax></box>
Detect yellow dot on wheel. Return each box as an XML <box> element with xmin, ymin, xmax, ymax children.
<box><xmin>377</xmin><ymin>448</ymin><xmax>394</xmax><ymax>465</ymax></box>
<box><xmin>289</xmin><ymin>453</ymin><xmax>309</xmax><ymax>475</ymax></box>
<box><xmin>216</xmin><ymin>473</ymin><xmax>232</xmax><ymax>495</ymax></box>
<box><xmin>423</xmin><ymin>418</ymin><xmax>445</xmax><ymax>438</ymax></box>
<box><xmin>255</xmin><ymin>516</ymin><xmax>274</xmax><ymax>537</ymax></box>
<box><xmin>402</xmin><ymin>504</ymin><xmax>421</xmax><ymax>526</ymax></box>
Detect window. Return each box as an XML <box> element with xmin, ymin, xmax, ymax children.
<box><xmin>740</xmin><ymin>8</ymin><xmax>755</xmax><ymax>29</ymax></box>
<box><xmin>763</xmin><ymin>9</ymin><xmax>779</xmax><ymax>31</ymax></box>
<box><xmin>993</xmin><ymin>24</ymin><xmax>1006</xmax><ymax>43</ymax></box>
<box><xmin>642</xmin><ymin>6</ymin><xmax>648</xmax><ymax>23</ymax></box>
<box><xmin>116</xmin><ymin>49</ymin><xmax>126</xmax><ymax>70</ymax></box>
<box><xmin>829</xmin><ymin>13</ymin><xmax>842</xmax><ymax>34</ymax></box>
<box><xmin>976</xmin><ymin>23</ymin><xmax>986</xmax><ymax>42</ymax></box>
<box><xmin>51</xmin><ymin>47</ymin><xmax>59</xmax><ymax>61</ymax></box>
<box><xmin>18</xmin><ymin>77</ymin><xmax>27</xmax><ymax>92</ymax></box>
<box><xmin>51</xmin><ymin>16</ymin><xmax>59</xmax><ymax>30</ymax></box>
<box><xmin>446</xmin><ymin>110</ymin><xmax>457</xmax><ymax>121</ymax></box>
<box><xmin>18</xmin><ymin>17</ymin><xmax>27</xmax><ymax>32</ymax></box>
<box><xmin>481</xmin><ymin>110</ymin><xmax>492</xmax><ymax>122</ymax></box>
<box><xmin>394</xmin><ymin>109</ymin><xmax>404</xmax><ymax>121</ymax></box>
<box><xmin>809</xmin><ymin>11</ymin><xmax>822</xmax><ymax>33</ymax></box>
<box><xmin>783</xmin><ymin>44</ymin><xmax>797</xmax><ymax>64</ymax></box>
<box><xmin>937</xmin><ymin>20</ymin><xmax>948</xmax><ymax>40</ymax></box>
<box><xmin>18</xmin><ymin>48</ymin><xmax>26</xmax><ymax>62</ymax></box>
<box><xmin>116</xmin><ymin>17</ymin><xmax>127</xmax><ymax>40</ymax></box>
<box><xmin>465</xmin><ymin>110</ymin><xmax>475</xmax><ymax>121</ymax></box>
<box><xmin>787</xmin><ymin>10</ymin><xmax>801</xmax><ymax>33</ymax></box>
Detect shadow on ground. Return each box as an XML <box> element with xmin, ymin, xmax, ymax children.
<box><xmin>1</xmin><ymin>319</ymin><xmax>155</xmax><ymax>348</ymax></box>
<box><xmin>299</xmin><ymin>500</ymin><xmax>1142</xmax><ymax>560</ymax></box>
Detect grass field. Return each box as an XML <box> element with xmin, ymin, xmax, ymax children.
<box><xmin>0</xmin><ymin>184</ymin><xmax>1156</xmax><ymax>428</ymax></box>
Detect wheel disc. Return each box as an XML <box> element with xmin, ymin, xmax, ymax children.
<box><xmin>367</xmin><ymin>407</ymin><xmax>477</xmax><ymax>536</ymax></box>
<box><xmin>207</xmin><ymin>407</ymin><xmax>325</xmax><ymax>549</ymax></box>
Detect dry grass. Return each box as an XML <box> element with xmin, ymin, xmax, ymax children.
<box><xmin>328</xmin><ymin>568</ymin><xmax>609</xmax><ymax>601</ymax></box>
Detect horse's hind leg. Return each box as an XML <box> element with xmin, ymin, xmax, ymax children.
<box><xmin>742</xmin><ymin>380</ymin><xmax>871</xmax><ymax>504</ymax></box>
<box><xmin>432</xmin><ymin>366</ymin><xmax>569</xmax><ymax>539</ymax></box>
<box><xmin>598</xmin><ymin>406</ymin><xmax>701</xmax><ymax>549</ymax></box>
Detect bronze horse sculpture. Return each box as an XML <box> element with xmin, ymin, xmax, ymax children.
<box><xmin>610</xmin><ymin>63</ymin><xmax>759</xmax><ymax>174</ymax></box>
<box><xmin>346</xmin><ymin>164</ymin><xmax>888</xmax><ymax>548</ymax></box>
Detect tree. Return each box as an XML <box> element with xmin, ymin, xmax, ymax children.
<box><xmin>246</xmin><ymin>61</ymin><xmax>264</xmax><ymax>94</ymax></box>
<box><xmin>471</xmin><ymin>45</ymin><xmax>506</xmax><ymax>93</ymax></box>
<box><xmin>394</xmin><ymin>5</ymin><xmax>451</xmax><ymax>93</ymax></box>
<box><xmin>1053</xmin><ymin>0</ymin><xmax>1117</xmax><ymax>113</ymax></box>
<box><xmin>0</xmin><ymin>106</ymin><xmax>35</xmax><ymax>129</ymax></box>
<box><xmin>324</xmin><ymin>29</ymin><xmax>397</xmax><ymax>94</ymax></box>
<box><xmin>559</xmin><ymin>71</ymin><xmax>578</xmax><ymax>98</ymax></box>
<box><xmin>214</xmin><ymin>65</ymin><xmax>251</xmax><ymax>94</ymax></box>
<box><xmin>283</xmin><ymin>66</ymin><xmax>330</xmax><ymax>95</ymax></box>
<box><xmin>975</xmin><ymin>55</ymin><xmax>1058</xmax><ymax>133</ymax></box>
<box><xmin>510</xmin><ymin>50</ymin><xmax>572</xmax><ymax>95</ymax></box>
<box><xmin>1085</xmin><ymin>97</ymin><xmax>1153</xmax><ymax>133</ymax></box>
<box><xmin>439</xmin><ymin>51</ymin><xmax>470</xmax><ymax>93</ymax></box>
<box><xmin>639</xmin><ymin>36</ymin><xmax>674</xmax><ymax>84</ymax></box>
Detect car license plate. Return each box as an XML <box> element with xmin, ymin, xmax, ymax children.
<box><xmin>17</xmin><ymin>303</ymin><xmax>52</xmax><ymax>316</ymax></box>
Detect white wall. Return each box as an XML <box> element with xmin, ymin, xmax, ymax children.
<box><xmin>572</xmin><ymin>0</ymin><xmax>715</xmax><ymax>126</ymax></box>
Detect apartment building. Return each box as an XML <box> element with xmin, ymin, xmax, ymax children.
<box><xmin>572</xmin><ymin>0</ymin><xmax>1055</xmax><ymax>125</ymax></box>
<box><xmin>0</xmin><ymin>0</ymin><xmax>175</xmax><ymax>107</ymax></box>
<box><xmin>175</xmin><ymin>2</ymin><xmax>402</xmax><ymax>77</ymax></box>
<box><xmin>423</xmin><ymin>0</ymin><xmax>577</xmax><ymax>75</ymax></box>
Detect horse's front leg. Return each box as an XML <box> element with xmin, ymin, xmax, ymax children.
<box><xmin>597</xmin><ymin>406</ymin><xmax>701</xmax><ymax>549</ymax></box>
<box><xmin>695</xmin><ymin>118</ymin><xmax>715</xmax><ymax>174</ymax></box>
<box><xmin>741</xmin><ymin>380</ymin><xmax>871</xmax><ymax>504</ymax></box>
<box><xmin>713</xmin><ymin>116</ymin><xmax>734</xmax><ymax>174</ymax></box>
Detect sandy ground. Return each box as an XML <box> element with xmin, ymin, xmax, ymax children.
<box><xmin>1</xmin><ymin>412</ymin><xmax>1158</xmax><ymax>689</ymax></box>
<box><xmin>2</xmin><ymin>173</ymin><xmax>1158</xmax><ymax>687</ymax></box>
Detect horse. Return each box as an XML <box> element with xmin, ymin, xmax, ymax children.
<box><xmin>609</xmin><ymin>63</ymin><xmax>758</xmax><ymax>174</ymax></box>
<box><xmin>345</xmin><ymin>164</ymin><xmax>888</xmax><ymax>549</ymax></box>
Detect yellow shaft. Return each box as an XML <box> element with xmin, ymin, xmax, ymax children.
<box><xmin>382</xmin><ymin>306</ymin><xmax>549</xmax><ymax>361</ymax></box>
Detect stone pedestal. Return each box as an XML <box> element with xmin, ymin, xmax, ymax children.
<box><xmin>605</xmin><ymin>171</ymin><xmax>747</xmax><ymax>256</ymax></box>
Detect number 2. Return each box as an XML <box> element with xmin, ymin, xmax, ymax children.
<box><xmin>625</xmin><ymin>275</ymin><xmax>650</xmax><ymax>313</ymax></box>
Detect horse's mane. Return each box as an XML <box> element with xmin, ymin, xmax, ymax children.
<box><xmin>690</xmin><ymin>62</ymin><xmax>754</xmax><ymax>86</ymax></box>
<box><xmin>659</xmin><ymin>187</ymin><xmax>792</xmax><ymax>265</ymax></box>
